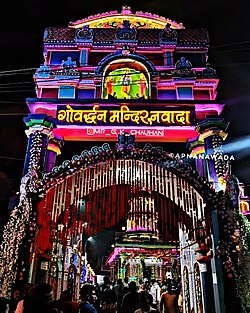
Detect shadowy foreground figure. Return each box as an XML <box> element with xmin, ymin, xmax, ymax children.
<box><xmin>79</xmin><ymin>284</ymin><xmax>97</xmax><ymax>313</ymax></box>
<box><xmin>15</xmin><ymin>282</ymin><xmax>58</xmax><ymax>313</ymax></box>
<box><xmin>135</xmin><ymin>291</ymin><xmax>159</xmax><ymax>313</ymax></box>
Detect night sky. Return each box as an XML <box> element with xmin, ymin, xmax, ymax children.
<box><xmin>0</xmin><ymin>0</ymin><xmax>250</xmax><ymax>210</ymax></box>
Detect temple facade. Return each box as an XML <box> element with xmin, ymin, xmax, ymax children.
<box><xmin>0</xmin><ymin>6</ymin><xmax>249</xmax><ymax>313</ymax></box>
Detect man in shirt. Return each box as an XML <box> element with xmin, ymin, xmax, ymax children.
<box><xmin>79</xmin><ymin>284</ymin><xmax>97</xmax><ymax>313</ymax></box>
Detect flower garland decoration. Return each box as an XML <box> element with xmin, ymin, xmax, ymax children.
<box><xmin>37</xmin><ymin>141</ymin><xmax>217</xmax><ymax>209</ymax></box>
<box><xmin>217</xmin><ymin>174</ymin><xmax>250</xmax><ymax>312</ymax></box>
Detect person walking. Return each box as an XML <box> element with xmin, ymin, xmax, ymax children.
<box><xmin>120</xmin><ymin>281</ymin><xmax>139</xmax><ymax>313</ymax></box>
<box><xmin>101</xmin><ymin>285</ymin><xmax>117</xmax><ymax>313</ymax></box>
<box><xmin>159</xmin><ymin>284</ymin><xmax>178</xmax><ymax>313</ymax></box>
<box><xmin>149</xmin><ymin>280</ymin><xmax>161</xmax><ymax>311</ymax></box>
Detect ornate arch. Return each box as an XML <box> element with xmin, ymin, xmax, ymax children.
<box><xmin>95</xmin><ymin>51</ymin><xmax>158</xmax><ymax>77</ymax></box>
<box><xmin>48</xmin><ymin>262</ymin><xmax>59</xmax><ymax>300</ymax></box>
<box><xmin>194</xmin><ymin>262</ymin><xmax>203</xmax><ymax>313</ymax></box>
<box><xmin>95</xmin><ymin>51</ymin><xmax>158</xmax><ymax>99</ymax></box>
<box><xmin>35</xmin><ymin>141</ymin><xmax>218</xmax><ymax>251</ymax></box>
<box><xmin>39</xmin><ymin>142</ymin><xmax>217</xmax><ymax>205</ymax></box>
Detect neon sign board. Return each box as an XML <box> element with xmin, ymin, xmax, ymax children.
<box><xmin>57</xmin><ymin>105</ymin><xmax>194</xmax><ymax>127</ymax></box>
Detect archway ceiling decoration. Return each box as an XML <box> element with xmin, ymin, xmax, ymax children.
<box><xmin>39</xmin><ymin>142</ymin><xmax>216</xmax><ymax>206</ymax></box>
<box><xmin>68</xmin><ymin>8</ymin><xmax>184</xmax><ymax>29</ymax></box>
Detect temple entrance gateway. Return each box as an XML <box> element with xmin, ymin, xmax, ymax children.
<box><xmin>1</xmin><ymin>6</ymin><xmax>248</xmax><ymax>313</ymax></box>
<box><xmin>32</xmin><ymin>140</ymin><xmax>215</xmax><ymax>312</ymax></box>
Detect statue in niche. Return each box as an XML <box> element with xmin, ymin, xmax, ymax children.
<box><xmin>61</xmin><ymin>56</ymin><xmax>77</xmax><ymax>68</ymax></box>
<box><xmin>138</xmin><ymin>73</ymin><xmax>147</xmax><ymax>97</ymax></box>
<box><xmin>120</xmin><ymin>69</ymin><xmax>132</xmax><ymax>98</ymax></box>
<box><xmin>116</xmin><ymin>20</ymin><xmax>136</xmax><ymax>40</ymax></box>
<box><xmin>105</xmin><ymin>77</ymin><xmax>114</xmax><ymax>98</ymax></box>
<box><xmin>159</xmin><ymin>23</ymin><xmax>178</xmax><ymax>42</ymax></box>
<box><xmin>75</xmin><ymin>25</ymin><xmax>94</xmax><ymax>41</ymax></box>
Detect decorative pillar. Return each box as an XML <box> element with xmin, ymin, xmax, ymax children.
<box><xmin>187</xmin><ymin>137</ymin><xmax>206</xmax><ymax>178</ymax></box>
<box><xmin>193</xmin><ymin>118</ymin><xmax>229</xmax><ymax>313</ymax></box>
<box><xmin>46</xmin><ymin>134</ymin><xmax>64</xmax><ymax>173</ymax></box>
<box><xmin>150</xmin><ymin>76</ymin><xmax>158</xmax><ymax>99</ymax></box>
<box><xmin>195</xmin><ymin>118</ymin><xmax>229</xmax><ymax>191</ymax></box>
<box><xmin>94</xmin><ymin>77</ymin><xmax>102</xmax><ymax>98</ymax></box>
<box><xmin>23</xmin><ymin>114</ymin><xmax>56</xmax><ymax>176</ymax></box>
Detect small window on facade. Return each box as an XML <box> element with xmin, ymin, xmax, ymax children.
<box><xmin>193</xmin><ymin>89</ymin><xmax>210</xmax><ymax>100</ymax></box>
<box><xmin>158</xmin><ymin>89</ymin><xmax>177</xmax><ymax>100</ymax></box>
<box><xmin>58</xmin><ymin>86</ymin><xmax>75</xmax><ymax>99</ymax></box>
<box><xmin>177</xmin><ymin>87</ymin><xmax>193</xmax><ymax>100</ymax></box>
<box><xmin>41</xmin><ymin>88</ymin><xmax>58</xmax><ymax>98</ymax></box>
<box><xmin>77</xmin><ymin>89</ymin><xmax>95</xmax><ymax>99</ymax></box>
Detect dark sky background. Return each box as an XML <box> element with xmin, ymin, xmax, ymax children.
<box><xmin>0</xmin><ymin>0</ymin><xmax>250</xmax><ymax>210</ymax></box>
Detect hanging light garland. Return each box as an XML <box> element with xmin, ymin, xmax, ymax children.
<box><xmin>0</xmin><ymin>131</ymin><xmax>43</xmax><ymax>298</ymax></box>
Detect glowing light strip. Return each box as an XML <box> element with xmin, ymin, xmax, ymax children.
<box><xmin>106</xmin><ymin>247</ymin><xmax>147</xmax><ymax>265</ymax></box>
<box><xmin>69</xmin><ymin>11</ymin><xmax>184</xmax><ymax>29</ymax></box>
<box><xmin>52</xmin><ymin>125</ymin><xmax>198</xmax><ymax>142</ymax></box>
<box><xmin>195</xmin><ymin>104</ymin><xmax>224</xmax><ymax>115</ymax></box>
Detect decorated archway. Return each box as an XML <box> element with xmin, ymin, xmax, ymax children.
<box><xmin>30</xmin><ymin>139</ymin><xmax>217</xmax><ymax>302</ymax></box>
<box><xmin>36</xmin><ymin>140</ymin><xmax>216</xmax><ymax>240</ymax></box>
<box><xmin>0</xmin><ymin>136</ymin><xmax>220</xmax><ymax>313</ymax></box>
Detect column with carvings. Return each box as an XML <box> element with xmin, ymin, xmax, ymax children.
<box><xmin>23</xmin><ymin>114</ymin><xmax>57</xmax><ymax>176</ymax></box>
<box><xmin>22</xmin><ymin>114</ymin><xmax>57</xmax><ymax>286</ymax></box>
<box><xmin>187</xmin><ymin>137</ymin><xmax>206</xmax><ymax>178</ymax></box>
<box><xmin>195</xmin><ymin>118</ymin><xmax>229</xmax><ymax>191</ymax></box>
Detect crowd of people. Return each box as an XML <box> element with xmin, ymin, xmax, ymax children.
<box><xmin>0</xmin><ymin>277</ymin><xmax>183</xmax><ymax>313</ymax></box>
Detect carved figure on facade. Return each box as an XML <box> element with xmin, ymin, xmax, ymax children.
<box><xmin>159</xmin><ymin>23</ymin><xmax>178</xmax><ymax>43</ymax></box>
<box><xmin>175</xmin><ymin>57</ymin><xmax>192</xmax><ymax>69</ymax></box>
<box><xmin>116</xmin><ymin>20</ymin><xmax>137</xmax><ymax>40</ymax></box>
<box><xmin>171</xmin><ymin>57</ymin><xmax>196</xmax><ymax>78</ymax></box>
<box><xmin>121</xmin><ymin>5</ymin><xmax>132</xmax><ymax>14</ymax></box>
<box><xmin>202</xmin><ymin>63</ymin><xmax>217</xmax><ymax>78</ymax></box>
<box><xmin>61</xmin><ymin>56</ymin><xmax>77</xmax><ymax>68</ymax></box>
<box><xmin>34</xmin><ymin>62</ymin><xmax>51</xmax><ymax>78</ymax></box>
<box><xmin>116</xmin><ymin>133</ymin><xmax>135</xmax><ymax>151</ymax></box>
<box><xmin>75</xmin><ymin>25</ymin><xmax>94</xmax><ymax>42</ymax></box>
<box><xmin>54</xmin><ymin>57</ymin><xmax>79</xmax><ymax>76</ymax></box>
